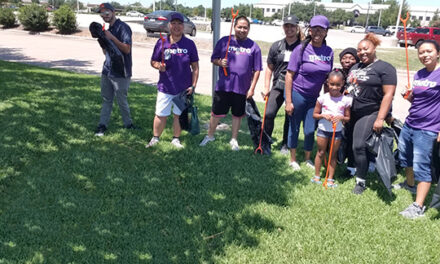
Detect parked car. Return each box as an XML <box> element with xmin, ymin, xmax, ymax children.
<box><xmin>386</xmin><ymin>26</ymin><xmax>403</xmax><ymax>34</ymax></box>
<box><xmin>272</xmin><ymin>19</ymin><xmax>283</xmax><ymax>26</ymax></box>
<box><xmin>126</xmin><ymin>11</ymin><xmax>144</xmax><ymax>17</ymax></box>
<box><xmin>397</xmin><ymin>27</ymin><xmax>440</xmax><ymax>48</ymax></box>
<box><xmin>365</xmin><ymin>26</ymin><xmax>391</xmax><ymax>36</ymax></box>
<box><xmin>143</xmin><ymin>10</ymin><xmax>196</xmax><ymax>36</ymax></box>
<box><xmin>348</xmin><ymin>25</ymin><xmax>365</xmax><ymax>33</ymax></box>
<box><xmin>398</xmin><ymin>27</ymin><xmax>415</xmax><ymax>33</ymax></box>
<box><xmin>250</xmin><ymin>18</ymin><xmax>263</xmax><ymax>24</ymax></box>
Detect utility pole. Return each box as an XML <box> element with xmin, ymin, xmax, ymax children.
<box><xmin>153</xmin><ymin>1</ymin><xmax>155</xmax><ymax>11</ymax></box>
<box><xmin>378</xmin><ymin>9</ymin><xmax>382</xmax><ymax>26</ymax></box>
<box><xmin>212</xmin><ymin>0</ymin><xmax>220</xmax><ymax>97</ymax></box>
<box><xmin>77</xmin><ymin>0</ymin><xmax>79</xmax><ymax>13</ymax></box>
<box><xmin>250</xmin><ymin>4</ymin><xmax>252</xmax><ymax>19</ymax></box>
<box><xmin>288</xmin><ymin>3</ymin><xmax>291</xmax><ymax>15</ymax></box>
<box><xmin>394</xmin><ymin>0</ymin><xmax>404</xmax><ymax>38</ymax></box>
<box><xmin>313</xmin><ymin>1</ymin><xmax>316</xmax><ymax>16</ymax></box>
<box><xmin>365</xmin><ymin>1</ymin><xmax>371</xmax><ymax>28</ymax></box>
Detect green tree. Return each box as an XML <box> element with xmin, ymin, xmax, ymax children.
<box><xmin>430</xmin><ymin>9</ymin><xmax>439</xmax><ymax>26</ymax></box>
<box><xmin>332</xmin><ymin>0</ymin><xmax>341</xmax><ymax>2</ymax></box>
<box><xmin>410</xmin><ymin>18</ymin><xmax>421</xmax><ymax>27</ymax></box>
<box><xmin>0</xmin><ymin>7</ymin><xmax>16</xmax><ymax>28</ymax></box>
<box><xmin>64</xmin><ymin>0</ymin><xmax>84</xmax><ymax>10</ymax></box>
<box><xmin>343</xmin><ymin>0</ymin><xmax>353</xmax><ymax>2</ymax></box>
<box><xmin>52</xmin><ymin>4</ymin><xmax>77</xmax><ymax>33</ymax></box>
<box><xmin>48</xmin><ymin>0</ymin><xmax>66</xmax><ymax>9</ymax></box>
<box><xmin>110</xmin><ymin>1</ymin><xmax>123</xmax><ymax>10</ymax></box>
<box><xmin>18</xmin><ymin>3</ymin><xmax>49</xmax><ymax>31</ymax></box>
<box><xmin>379</xmin><ymin>0</ymin><xmax>409</xmax><ymax>28</ymax></box>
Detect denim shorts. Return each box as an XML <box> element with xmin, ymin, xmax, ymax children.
<box><xmin>398</xmin><ymin>123</ymin><xmax>437</xmax><ymax>182</ymax></box>
<box><xmin>316</xmin><ymin>128</ymin><xmax>342</xmax><ymax>140</ymax></box>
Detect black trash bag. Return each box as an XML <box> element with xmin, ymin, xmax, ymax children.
<box><xmin>179</xmin><ymin>108</ymin><xmax>190</xmax><ymax>131</ymax></box>
<box><xmin>245</xmin><ymin>98</ymin><xmax>272</xmax><ymax>155</ymax></box>
<box><xmin>89</xmin><ymin>22</ymin><xmax>126</xmax><ymax>78</ymax></box>
<box><xmin>430</xmin><ymin>141</ymin><xmax>440</xmax><ymax>209</ymax></box>
<box><xmin>366</xmin><ymin>128</ymin><xmax>396</xmax><ymax>195</ymax></box>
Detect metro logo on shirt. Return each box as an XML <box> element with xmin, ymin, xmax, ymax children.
<box><xmin>413</xmin><ymin>79</ymin><xmax>437</xmax><ymax>89</ymax></box>
<box><xmin>308</xmin><ymin>54</ymin><xmax>332</xmax><ymax>63</ymax></box>
<box><xmin>228</xmin><ymin>46</ymin><xmax>252</xmax><ymax>55</ymax></box>
<box><xmin>164</xmin><ymin>48</ymin><xmax>188</xmax><ymax>60</ymax></box>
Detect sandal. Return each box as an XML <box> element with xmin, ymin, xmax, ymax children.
<box><xmin>311</xmin><ymin>176</ymin><xmax>322</xmax><ymax>184</ymax></box>
<box><xmin>325</xmin><ymin>179</ymin><xmax>338</xmax><ymax>188</ymax></box>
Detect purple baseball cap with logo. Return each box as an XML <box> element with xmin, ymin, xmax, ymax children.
<box><xmin>170</xmin><ymin>12</ymin><xmax>184</xmax><ymax>23</ymax></box>
<box><xmin>309</xmin><ymin>15</ymin><xmax>329</xmax><ymax>29</ymax></box>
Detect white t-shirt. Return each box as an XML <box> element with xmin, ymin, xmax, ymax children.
<box><xmin>317</xmin><ymin>93</ymin><xmax>352</xmax><ymax>132</ymax></box>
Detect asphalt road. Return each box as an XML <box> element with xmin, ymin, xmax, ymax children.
<box><xmin>0</xmin><ymin>28</ymin><xmax>411</xmax><ymax>121</ymax></box>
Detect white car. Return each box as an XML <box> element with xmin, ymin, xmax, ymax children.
<box><xmin>272</xmin><ymin>19</ymin><xmax>283</xmax><ymax>26</ymax></box>
<box><xmin>126</xmin><ymin>11</ymin><xmax>144</xmax><ymax>17</ymax></box>
<box><xmin>349</xmin><ymin>25</ymin><xmax>365</xmax><ymax>33</ymax></box>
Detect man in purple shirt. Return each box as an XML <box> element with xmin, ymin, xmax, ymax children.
<box><xmin>146</xmin><ymin>12</ymin><xmax>199</xmax><ymax>149</ymax></box>
<box><xmin>200</xmin><ymin>16</ymin><xmax>262</xmax><ymax>151</ymax></box>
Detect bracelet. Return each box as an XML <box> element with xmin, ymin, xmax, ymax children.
<box><xmin>191</xmin><ymin>85</ymin><xmax>195</xmax><ymax>90</ymax></box>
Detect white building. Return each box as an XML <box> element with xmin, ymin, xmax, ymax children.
<box><xmin>255</xmin><ymin>0</ymin><xmax>440</xmax><ymax>26</ymax></box>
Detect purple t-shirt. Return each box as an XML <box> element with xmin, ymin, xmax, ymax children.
<box><xmin>405</xmin><ymin>67</ymin><xmax>440</xmax><ymax>132</ymax></box>
<box><xmin>287</xmin><ymin>43</ymin><xmax>333</xmax><ymax>98</ymax></box>
<box><xmin>211</xmin><ymin>36</ymin><xmax>263</xmax><ymax>95</ymax></box>
<box><xmin>151</xmin><ymin>36</ymin><xmax>199</xmax><ymax>95</ymax></box>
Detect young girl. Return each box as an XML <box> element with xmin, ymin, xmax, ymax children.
<box><xmin>311</xmin><ymin>69</ymin><xmax>352</xmax><ymax>187</ymax></box>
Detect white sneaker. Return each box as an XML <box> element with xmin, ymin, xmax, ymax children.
<box><xmin>280</xmin><ymin>144</ymin><xmax>289</xmax><ymax>155</ymax></box>
<box><xmin>199</xmin><ymin>135</ymin><xmax>215</xmax><ymax>146</ymax></box>
<box><xmin>145</xmin><ymin>137</ymin><xmax>159</xmax><ymax>148</ymax></box>
<box><xmin>305</xmin><ymin>160</ymin><xmax>314</xmax><ymax>169</ymax></box>
<box><xmin>290</xmin><ymin>161</ymin><xmax>301</xmax><ymax>171</ymax></box>
<box><xmin>229</xmin><ymin>138</ymin><xmax>239</xmax><ymax>151</ymax></box>
<box><xmin>171</xmin><ymin>138</ymin><xmax>184</xmax><ymax>148</ymax></box>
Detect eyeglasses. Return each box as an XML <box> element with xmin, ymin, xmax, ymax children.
<box><xmin>310</xmin><ymin>27</ymin><xmax>326</xmax><ymax>33</ymax></box>
<box><xmin>100</xmin><ymin>11</ymin><xmax>112</xmax><ymax>16</ymax></box>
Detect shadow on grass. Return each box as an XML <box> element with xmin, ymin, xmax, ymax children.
<box><xmin>0</xmin><ymin>61</ymin><xmax>299</xmax><ymax>263</ymax></box>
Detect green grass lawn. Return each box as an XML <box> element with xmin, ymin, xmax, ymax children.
<box><xmin>1</xmin><ymin>60</ymin><xmax>440</xmax><ymax>263</ymax></box>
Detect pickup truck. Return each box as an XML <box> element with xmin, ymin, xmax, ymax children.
<box><xmin>397</xmin><ymin>27</ymin><xmax>440</xmax><ymax>48</ymax></box>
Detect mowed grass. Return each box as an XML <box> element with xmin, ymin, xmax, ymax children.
<box><xmin>1</xmin><ymin>60</ymin><xmax>440</xmax><ymax>263</ymax></box>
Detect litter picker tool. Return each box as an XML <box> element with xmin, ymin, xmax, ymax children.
<box><xmin>159</xmin><ymin>32</ymin><xmax>166</xmax><ymax>65</ymax></box>
<box><xmin>255</xmin><ymin>96</ymin><xmax>269</xmax><ymax>155</ymax></box>
<box><xmin>323</xmin><ymin>122</ymin><xmax>337</xmax><ymax>189</ymax></box>
<box><xmin>223</xmin><ymin>8</ymin><xmax>239</xmax><ymax>77</ymax></box>
<box><xmin>400</xmin><ymin>12</ymin><xmax>412</xmax><ymax>99</ymax></box>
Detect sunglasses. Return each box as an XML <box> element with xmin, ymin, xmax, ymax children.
<box><xmin>100</xmin><ymin>11</ymin><xmax>112</xmax><ymax>16</ymax></box>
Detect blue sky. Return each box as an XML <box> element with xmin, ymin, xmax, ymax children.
<box><xmin>103</xmin><ymin>0</ymin><xmax>440</xmax><ymax>8</ymax></box>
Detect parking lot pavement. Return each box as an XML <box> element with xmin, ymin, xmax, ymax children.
<box><xmin>0</xmin><ymin>28</ymin><xmax>410</xmax><ymax>121</ymax></box>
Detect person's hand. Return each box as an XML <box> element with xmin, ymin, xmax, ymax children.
<box><xmin>219</xmin><ymin>58</ymin><xmax>228</xmax><ymax>68</ymax></box>
<box><xmin>186</xmin><ymin>86</ymin><xmax>194</xmax><ymax>95</ymax></box>
<box><xmin>285</xmin><ymin>102</ymin><xmax>294</xmax><ymax>116</ymax></box>
<box><xmin>401</xmin><ymin>85</ymin><xmax>412</xmax><ymax>99</ymax></box>
<box><xmin>437</xmin><ymin>132</ymin><xmax>440</xmax><ymax>142</ymax></box>
<box><xmin>373</xmin><ymin>118</ymin><xmax>384</xmax><ymax>133</ymax></box>
<box><xmin>246</xmin><ymin>89</ymin><xmax>254</xmax><ymax>99</ymax></box>
<box><xmin>104</xmin><ymin>30</ymin><xmax>115</xmax><ymax>41</ymax></box>
<box><xmin>332</xmin><ymin>115</ymin><xmax>344</xmax><ymax>124</ymax></box>
<box><xmin>261</xmin><ymin>89</ymin><xmax>270</xmax><ymax>99</ymax></box>
<box><xmin>322</xmin><ymin>114</ymin><xmax>332</xmax><ymax>122</ymax></box>
<box><xmin>158</xmin><ymin>63</ymin><xmax>166</xmax><ymax>72</ymax></box>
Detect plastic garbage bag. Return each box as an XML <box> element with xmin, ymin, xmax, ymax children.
<box><xmin>245</xmin><ymin>98</ymin><xmax>272</xmax><ymax>155</ymax></box>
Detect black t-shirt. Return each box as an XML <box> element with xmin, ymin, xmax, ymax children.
<box><xmin>267</xmin><ymin>38</ymin><xmax>301</xmax><ymax>90</ymax></box>
<box><xmin>346</xmin><ymin>60</ymin><xmax>397</xmax><ymax>117</ymax></box>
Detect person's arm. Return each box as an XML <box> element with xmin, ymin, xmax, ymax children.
<box><xmin>212</xmin><ymin>58</ymin><xmax>227</xmax><ymax>67</ymax></box>
<box><xmin>104</xmin><ymin>31</ymin><xmax>131</xmax><ymax>54</ymax></box>
<box><xmin>187</xmin><ymin>61</ymin><xmax>199</xmax><ymax>95</ymax></box>
<box><xmin>313</xmin><ymin>101</ymin><xmax>332</xmax><ymax>121</ymax></box>
<box><xmin>285</xmin><ymin>70</ymin><xmax>295</xmax><ymax>115</ymax></box>
<box><xmin>247</xmin><ymin>70</ymin><xmax>261</xmax><ymax>99</ymax></box>
<box><xmin>263</xmin><ymin>64</ymin><xmax>274</xmax><ymax>98</ymax></box>
<box><xmin>151</xmin><ymin>60</ymin><xmax>165</xmax><ymax>72</ymax></box>
<box><xmin>437</xmin><ymin>132</ymin><xmax>440</xmax><ymax>142</ymax></box>
<box><xmin>333</xmin><ymin>106</ymin><xmax>351</xmax><ymax>124</ymax></box>
<box><xmin>373</xmin><ymin>84</ymin><xmax>396</xmax><ymax>133</ymax></box>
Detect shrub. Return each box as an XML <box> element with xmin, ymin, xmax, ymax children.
<box><xmin>18</xmin><ymin>3</ymin><xmax>49</xmax><ymax>31</ymax></box>
<box><xmin>52</xmin><ymin>5</ymin><xmax>77</xmax><ymax>34</ymax></box>
<box><xmin>0</xmin><ymin>8</ymin><xmax>16</xmax><ymax>28</ymax></box>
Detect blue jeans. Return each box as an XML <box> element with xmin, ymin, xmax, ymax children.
<box><xmin>287</xmin><ymin>90</ymin><xmax>316</xmax><ymax>151</ymax></box>
<box><xmin>398</xmin><ymin>123</ymin><xmax>437</xmax><ymax>182</ymax></box>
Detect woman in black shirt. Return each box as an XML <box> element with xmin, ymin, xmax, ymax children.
<box><xmin>346</xmin><ymin>33</ymin><xmax>397</xmax><ymax>194</ymax></box>
<box><xmin>261</xmin><ymin>15</ymin><xmax>303</xmax><ymax>153</ymax></box>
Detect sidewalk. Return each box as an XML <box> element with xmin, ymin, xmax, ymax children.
<box><xmin>0</xmin><ymin>29</ymin><xmax>411</xmax><ymax>121</ymax></box>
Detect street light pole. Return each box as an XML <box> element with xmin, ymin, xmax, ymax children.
<box><xmin>394</xmin><ymin>0</ymin><xmax>404</xmax><ymax>38</ymax></box>
<box><xmin>365</xmin><ymin>1</ymin><xmax>370</xmax><ymax>28</ymax></box>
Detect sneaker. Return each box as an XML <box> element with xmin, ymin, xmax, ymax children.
<box><xmin>199</xmin><ymin>135</ymin><xmax>215</xmax><ymax>146</ymax></box>
<box><xmin>171</xmin><ymin>138</ymin><xmax>184</xmax><ymax>148</ymax></box>
<box><xmin>229</xmin><ymin>138</ymin><xmax>239</xmax><ymax>151</ymax></box>
<box><xmin>145</xmin><ymin>137</ymin><xmax>159</xmax><ymax>148</ymax></box>
<box><xmin>94</xmin><ymin>124</ymin><xmax>107</xmax><ymax>137</ymax></box>
<box><xmin>304</xmin><ymin>160</ymin><xmax>314</xmax><ymax>169</ymax></box>
<box><xmin>289</xmin><ymin>161</ymin><xmax>301</xmax><ymax>171</ymax></box>
<box><xmin>352</xmin><ymin>181</ymin><xmax>367</xmax><ymax>195</ymax></box>
<box><xmin>399</xmin><ymin>202</ymin><xmax>426</xmax><ymax>219</ymax></box>
<box><xmin>280</xmin><ymin>144</ymin><xmax>289</xmax><ymax>155</ymax></box>
<box><xmin>392</xmin><ymin>181</ymin><xmax>417</xmax><ymax>194</ymax></box>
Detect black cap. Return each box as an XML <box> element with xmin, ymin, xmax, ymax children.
<box><xmin>97</xmin><ymin>3</ymin><xmax>115</xmax><ymax>13</ymax></box>
<box><xmin>283</xmin><ymin>15</ymin><xmax>299</xmax><ymax>26</ymax></box>
<box><xmin>339</xmin><ymin>47</ymin><xmax>360</xmax><ymax>63</ymax></box>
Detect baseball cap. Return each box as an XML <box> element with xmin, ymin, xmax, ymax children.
<box><xmin>309</xmin><ymin>15</ymin><xmax>329</xmax><ymax>29</ymax></box>
<box><xmin>170</xmin><ymin>12</ymin><xmax>184</xmax><ymax>23</ymax></box>
<box><xmin>97</xmin><ymin>3</ymin><xmax>115</xmax><ymax>13</ymax></box>
<box><xmin>283</xmin><ymin>15</ymin><xmax>299</xmax><ymax>26</ymax></box>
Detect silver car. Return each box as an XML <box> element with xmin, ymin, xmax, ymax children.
<box><xmin>143</xmin><ymin>10</ymin><xmax>196</xmax><ymax>36</ymax></box>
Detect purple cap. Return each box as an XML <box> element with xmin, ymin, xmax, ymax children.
<box><xmin>97</xmin><ymin>3</ymin><xmax>115</xmax><ymax>12</ymax></box>
<box><xmin>170</xmin><ymin>12</ymin><xmax>184</xmax><ymax>23</ymax></box>
<box><xmin>310</xmin><ymin>15</ymin><xmax>329</xmax><ymax>29</ymax></box>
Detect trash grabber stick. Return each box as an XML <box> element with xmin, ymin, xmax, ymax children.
<box><xmin>159</xmin><ymin>32</ymin><xmax>166</xmax><ymax>65</ymax></box>
<box><xmin>223</xmin><ymin>8</ymin><xmax>239</xmax><ymax>77</ymax></box>
<box><xmin>255</xmin><ymin>96</ymin><xmax>269</xmax><ymax>154</ymax></box>
<box><xmin>323</xmin><ymin>122</ymin><xmax>337</xmax><ymax>189</ymax></box>
<box><xmin>400</xmin><ymin>12</ymin><xmax>411</xmax><ymax>99</ymax></box>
